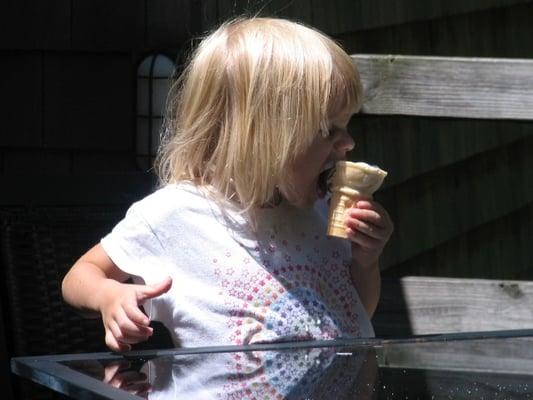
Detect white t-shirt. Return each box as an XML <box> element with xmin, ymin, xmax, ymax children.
<box><xmin>101</xmin><ymin>183</ymin><xmax>374</xmax><ymax>348</ymax></box>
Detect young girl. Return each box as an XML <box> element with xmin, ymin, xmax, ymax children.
<box><xmin>62</xmin><ymin>17</ymin><xmax>393</xmax><ymax>352</ymax></box>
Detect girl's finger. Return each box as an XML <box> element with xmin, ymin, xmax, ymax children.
<box><xmin>345</xmin><ymin>218</ymin><xmax>384</xmax><ymax>240</ymax></box>
<box><xmin>136</xmin><ymin>277</ymin><xmax>172</xmax><ymax>302</ymax></box>
<box><xmin>105</xmin><ymin>327</ymin><xmax>131</xmax><ymax>352</ymax></box>
<box><xmin>115</xmin><ymin>307</ymin><xmax>151</xmax><ymax>334</ymax></box>
<box><xmin>119</xmin><ymin>327</ymin><xmax>152</xmax><ymax>342</ymax></box>
<box><xmin>108</xmin><ymin>314</ymin><xmax>147</xmax><ymax>343</ymax></box>
<box><xmin>355</xmin><ymin>200</ymin><xmax>374</xmax><ymax>209</ymax></box>
<box><xmin>346</xmin><ymin>227</ymin><xmax>381</xmax><ymax>249</ymax></box>
<box><xmin>107</xmin><ymin>319</ymin><xmax>128</xmax><ymax>344</ymax></box>
<box><xmin>113</xmin><ymin>316</ymin><xmax>153</xmax><ymax>343</ymax></box>
<box><xmin>111</xmin><ymin>325</ymin><xmax>148</xmax><ymax>346</ymax></box>
<box><xmin>347</xmin><ymin>208</ymin><xmax>385</xmax><ymax>227</ymax></box>
<box><xmin>123</xmin><ymin>303</ymin><xmax>150</xmax><ymax>327</ymax></box>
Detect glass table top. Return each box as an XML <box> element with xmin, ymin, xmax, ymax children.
<box><xmin>11</xmin><ymin>329</ymin><xmax>533</xmax><ymax>399</ymax></box>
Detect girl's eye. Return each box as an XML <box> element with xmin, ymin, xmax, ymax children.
<box><xmin>327</xmin><ymin>127</ymin><xmax>340</xmax><ymax>138</ymax></box>
<box><xmin>321</xmin><ymin>125</ymin><xmax>343</xmax><ymax>139</ymax></box>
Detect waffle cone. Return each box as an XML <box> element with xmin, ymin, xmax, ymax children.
<box><xmin>327</xmin><ymin>192</ymin><xmax>365</xmax><ymax>238</ymax></box>
<box><xmin>326</xmin><ymin>161</ymin><xmax>387</xmax><ymax>239</ymax></box>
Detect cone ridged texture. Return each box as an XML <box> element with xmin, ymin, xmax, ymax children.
<box><xmin>327</xmin><ymin>161</ymin><xmax>387</xmax><ymax>239</ymax></box>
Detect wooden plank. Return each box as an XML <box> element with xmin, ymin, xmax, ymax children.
<box><xmin>212</xmin><ymin>0</ymin><xmax>531</xmax><ymax>35</ymax></box>
<box><xmin>147</xmin><ymin>0</ymin><xmax>197</xmax><ymax>48</ymax></box>
<box><xmin>341</xmin><ymin>2</ymin><xmax>533</xmax><ymax>59</ymax></box>
<box><xmin>352</xmin><ymin>54</ymin><xmax>533</xmax><ymax>120</ymax></box>
<box><xmin>373</xmin><ymin>277</ymin><xmax>533</xmax><ymax>336</ymax></box>
<box><xmin>71</xmin><ymin>0</ymin><xmax>144</xmax><ymax>50</ymax></box>
<box><xmin>352</xmin><ymin>116</ymin><xmax>533</xmax><ymax>189</ymax></box>
<box><xmin>0</xmin><ymin>174</ymin><xmax>156</xmax><ymax>206</ymax></box>
<box><xmin>0</xmin><ymin>0</ymin><xmax>71</xmax><ymax>50</ymax></box>
<box><xmin>3</xmin><ymin>150</ymin><xmax>70</xmax><ymax>174</ymax></box>
<box><xmin>376</xmin><ymin>135</ymin><xmax>533</xmax><ymax>269</ymax></box>
<box><xmin>260</xmin><ymin>0</ymin><xmax>313</xmax><ymax>22</ymax></box>
<box><xmin>318</xmin><ymin>0</ymin><xmax>533</xmax><ymax>35</ymax></box>
<box><xmin>0</xmin><ymin>297</ymin><xmax>15</xmax><ymax>399</ymax></box>
<box><xmin>378</xmin><ymin>337</ymin><xmax>533</xmax><ymax>375</ymax></box>
<box><xmin>71</xmin><ymin>153</ymin><xmax>137</xmax><ymax>174</ymax></box>
<box><xmin>202</xmin><ymin>0</ymin><xmax>313</xmax><ymax>30</ymax></box>
<box><xmin>386</xmin><ymin>201</ymin><xmax>533</xmax><ymax>279</ymax></box>
<box><xmin>199</xmin><ymin>0</ymin><xmax>219</xmax><ymax>31</ymax></box>
<box><xmin>215</xmin><ymin>0</ymin><xmax>248</xmax><ymax>22</ymax></box>
<box><xmin>0</xmin><ymin>53</ymin><xmax>42</xmax><ymax>147</ymax></box>
<box><xmin>43</xmin><ymin>53</ymin><xmax>133</xmax><ymax>150</ymax></box>
<box><xmin>308</xmin><ymin>0</ymin><xmax>340</xmax><ymax>34</ymax></box>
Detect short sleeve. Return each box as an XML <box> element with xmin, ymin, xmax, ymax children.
<box><xmin>101</xmin><ymin>203</ymin><xmax>175</xmax><ymax>321</ymax></box>
<box><xmin>101</xmin><ymin>204</ymin><xmax>170</xmax><ymax>286</ymax></box>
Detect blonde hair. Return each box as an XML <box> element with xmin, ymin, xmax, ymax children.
<box><xmin>156</xmin><ymin>17</ymin><xmax>362</xmax><ymax>215</ymax></box>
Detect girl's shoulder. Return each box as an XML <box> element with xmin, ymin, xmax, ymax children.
<box><xmin>127</xmin><ymin>182</ymin><xmax>215</xmax><ymax>221</ymax></box>
<box><xmin>135</xmin><ymin>182</ymin><xmax>203</xmax><ymax>208</ymax></box>
<box><xmin>128</xmin><ymin>182</ymin><xmax>247</xmax><ymax>230</ymax></box>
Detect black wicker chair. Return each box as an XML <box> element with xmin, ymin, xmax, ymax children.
<box><xmin>0</xmin><ymin>206</ymin><xmax>172</xmax><ymax>400</ymax></box>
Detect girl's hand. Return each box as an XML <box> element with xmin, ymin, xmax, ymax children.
<box><xmin>345</xmin><ymin>200</ymin><xmax>393</xmax><ymax>268</ymax></box>
<box><xmin>97</xmin><ymin>277</ymin><xmax>172</xmax><ymax>352</ymax></box>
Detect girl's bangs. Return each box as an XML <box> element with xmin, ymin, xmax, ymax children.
<box><xmin>327</xmin><ymin>58</ymin><xmax>361</xmax><ymax>118</ymax></box>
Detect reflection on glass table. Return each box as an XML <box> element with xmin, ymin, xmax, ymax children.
<box><xmin>11</xmin><ymin>330</ymin><xmax>533</xmax><ymax>399</ymax></box>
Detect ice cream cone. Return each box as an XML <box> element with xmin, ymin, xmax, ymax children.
<box><xmin>327</xmin><ymin>161</ymin><xmax>387</xmax><ymax>239</ymax></box>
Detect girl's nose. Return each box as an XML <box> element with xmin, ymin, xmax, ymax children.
<box><xmin>335</xmin><ymin>129</ymin><xmax>355</xmax><ymax>154</ymax></box>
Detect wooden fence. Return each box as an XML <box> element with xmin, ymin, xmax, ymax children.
<box><xmin>351</xmin><ymin>55</ymin><xmax>533</xmax><ymax>278</ymax></box>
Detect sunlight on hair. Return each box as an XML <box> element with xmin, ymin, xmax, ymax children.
<box><xmin>156</xmin><ymin>17</ymin><xmax>363</xmax><ymax>221</ymax></box>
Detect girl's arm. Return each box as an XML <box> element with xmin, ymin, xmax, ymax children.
<box><xmin>349</xmin><ymin>261</ymin><xmax>381</xmax><ymax>318</ymax></box>
<box><xmin>62</xmin><ymin>244</ymin><xmax>172</xmax><ymax>351</ymax></box>
<box><xmin>62</xmin><ymin>244</ymin><xmax>130</xmax><ymax>317</ymax></box>
<box><xmin>345</xmin><ymin>200</ymin><xmax>393</xmax><ymax>318</ymax></box>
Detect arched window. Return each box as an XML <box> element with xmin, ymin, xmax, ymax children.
<box><xmin>136</xmin><ymin>54</ymin><xmax>175</xmax><ymax>171</ymax></box>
